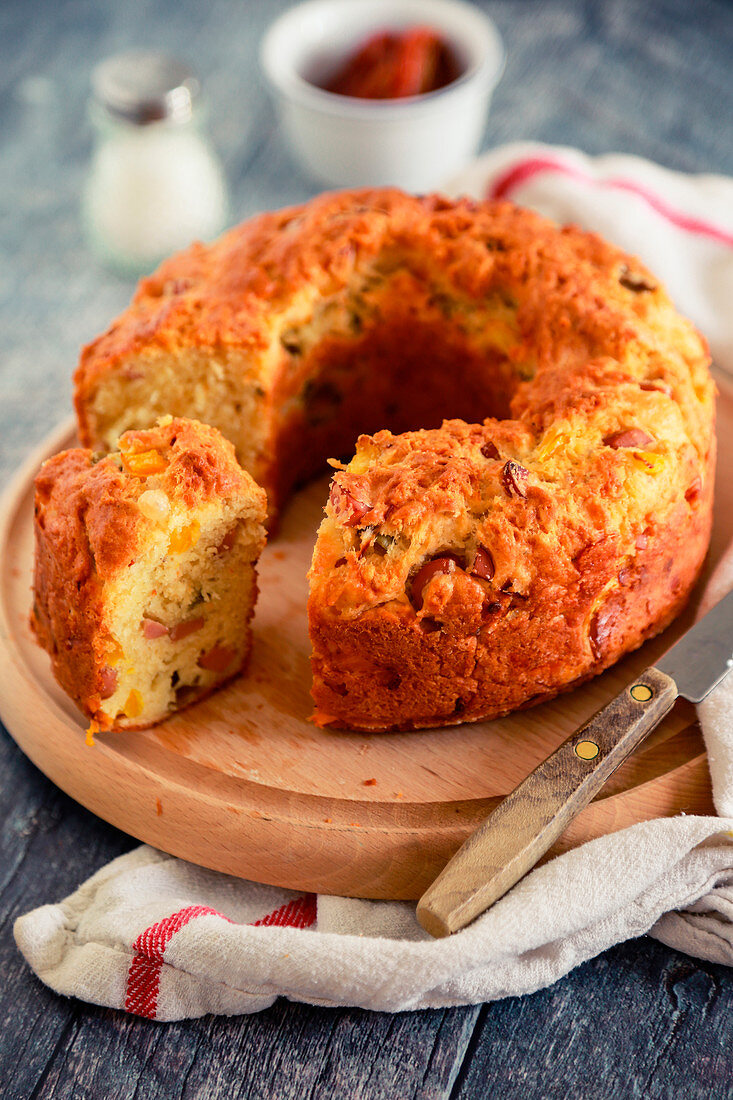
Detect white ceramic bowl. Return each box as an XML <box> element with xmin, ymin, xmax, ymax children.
<box><xmin>260</xmin><ymin>0</ymin><xmax>505</xmax><ymax>191</ymax></box>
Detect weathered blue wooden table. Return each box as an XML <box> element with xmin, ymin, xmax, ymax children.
<box><xmin>2</xmin><ymin>0</ymin><xmax>733</xmax><ymax>1096</ymax></box>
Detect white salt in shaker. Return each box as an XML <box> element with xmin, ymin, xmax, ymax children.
<box><xmin>83</xmin><ymin>52</ymin><xmax>228</xmax><ymax>276</ymax></box>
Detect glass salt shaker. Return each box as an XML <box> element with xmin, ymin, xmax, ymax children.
<box><xmin>83</xmin><ymin>51</ymin><xmax>228</xmax><ymax>276</ymax></box>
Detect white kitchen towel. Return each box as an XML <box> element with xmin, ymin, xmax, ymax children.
<box><xmin>14</xmin><ymin>143</ymin><xmax>733</xmax><ymax>1020</ymax></box>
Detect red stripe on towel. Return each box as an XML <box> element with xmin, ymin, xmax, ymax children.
<box><xmin>253</xmin><ymin>893</ymin><xmax>317</xmax><ymax>929</ymax></box>
<box><xmin>123</xmin><ymin>895</ymin><xmax>317</xmax><ymax>1018</ymax></box>
<box><xmin>124</xmin><ymin>905</ymin><xmax>228</xmax><ymax>1019</ymax></box>
<box><xmin>487</xmin><ymin>156</ymin><xmax>733</xmax><ymax>249</ymax></box>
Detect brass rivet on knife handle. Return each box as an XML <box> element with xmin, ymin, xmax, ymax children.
<box><xmin>416</xmin><ymin>667</ymin><xmax>678</xmax><ymax>939</ymax></box>
<box><xmin>574</xmin><ymin>739</ymin><xmax>599</xmax><ymax>760</ymax></box>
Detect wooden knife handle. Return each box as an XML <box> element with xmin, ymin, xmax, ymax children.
<box><xmin>416</xmin><ymin>666</ymin><xmax>678</xmax><ymax>938</ymax></box>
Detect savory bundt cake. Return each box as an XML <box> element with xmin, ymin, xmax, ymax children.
<box><xmin>31</xmin><ymin>417</ymin><xmax>267</xmax><ymax>731</ymax></box>
<box><xmin>73</xmin><ymin>189</ymin><xmax>715</xmax><ymax>731</ymax></box>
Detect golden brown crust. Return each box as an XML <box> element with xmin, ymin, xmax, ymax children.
<box><xmin>117</xmin><ymin>416</ymin><xmax>252</xmax><ymax>510</ymax></box>
<box><xmin>74</xmin><ymin>189</ymin><xmax>667</xmax><ymax>373</ymax></box>
<box><xmin>32</xmin><ymin>451</ymin><xmax>129</xmax><ymax>724</ymax></box>
<box><xmin>75</xmin><ymin>188</ymin><xmax>712</xmax><ymax>507</ymax></box>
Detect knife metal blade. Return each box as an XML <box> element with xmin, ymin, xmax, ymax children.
<box><xmin>416</xmin><ymin>587</ymin><xmax>733</xmax><ymax>938</ymax></box>
<box><xmin>656</xmin><ymin>587</ymin><xmax>733</xmax><ymax>702</ymax></box>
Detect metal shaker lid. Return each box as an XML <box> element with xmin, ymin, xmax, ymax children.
<box><xmin>91</xmin><ymin>51</ymin><xmax>200</xmax><ymax>124</ymax></box>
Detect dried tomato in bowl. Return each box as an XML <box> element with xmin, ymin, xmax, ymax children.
<box><xmin>322</xmin><ymin>27</ymin><xmax>462</xmax><ymax>99</ymax></box>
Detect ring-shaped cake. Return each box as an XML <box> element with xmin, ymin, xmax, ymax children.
<box><xmin>74</xmin><ymin>189</ymin><xmax>715</xmax><ymax>731</ymax></box>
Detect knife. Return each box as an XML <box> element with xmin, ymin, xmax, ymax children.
<box><xmin>416</xmin><ymin>587</ymin><xmax>733</xmax><ymax>939</ymax></box>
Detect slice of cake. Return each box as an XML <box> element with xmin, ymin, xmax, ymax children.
<box><xmin>31</xmin><ymin>416</ymin><xmax>267</xmax><ymax>732</ymax></box>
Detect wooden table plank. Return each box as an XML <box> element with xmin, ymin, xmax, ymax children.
<box><xmin>451</xmin><ymin>939</ymin><xmax>733</xmax><ymax>1100</ymax></box>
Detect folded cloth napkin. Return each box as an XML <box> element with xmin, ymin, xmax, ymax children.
<box><xmin>14</xmin><ymin>143</ymin><xmax>733</xmax><ymax>1020</ymax></box>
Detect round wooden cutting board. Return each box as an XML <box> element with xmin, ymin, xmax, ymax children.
<box><xmin>2</xmin><ymin>385</ymin><xmax>732</xmax><ymax>900</ymax></box>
